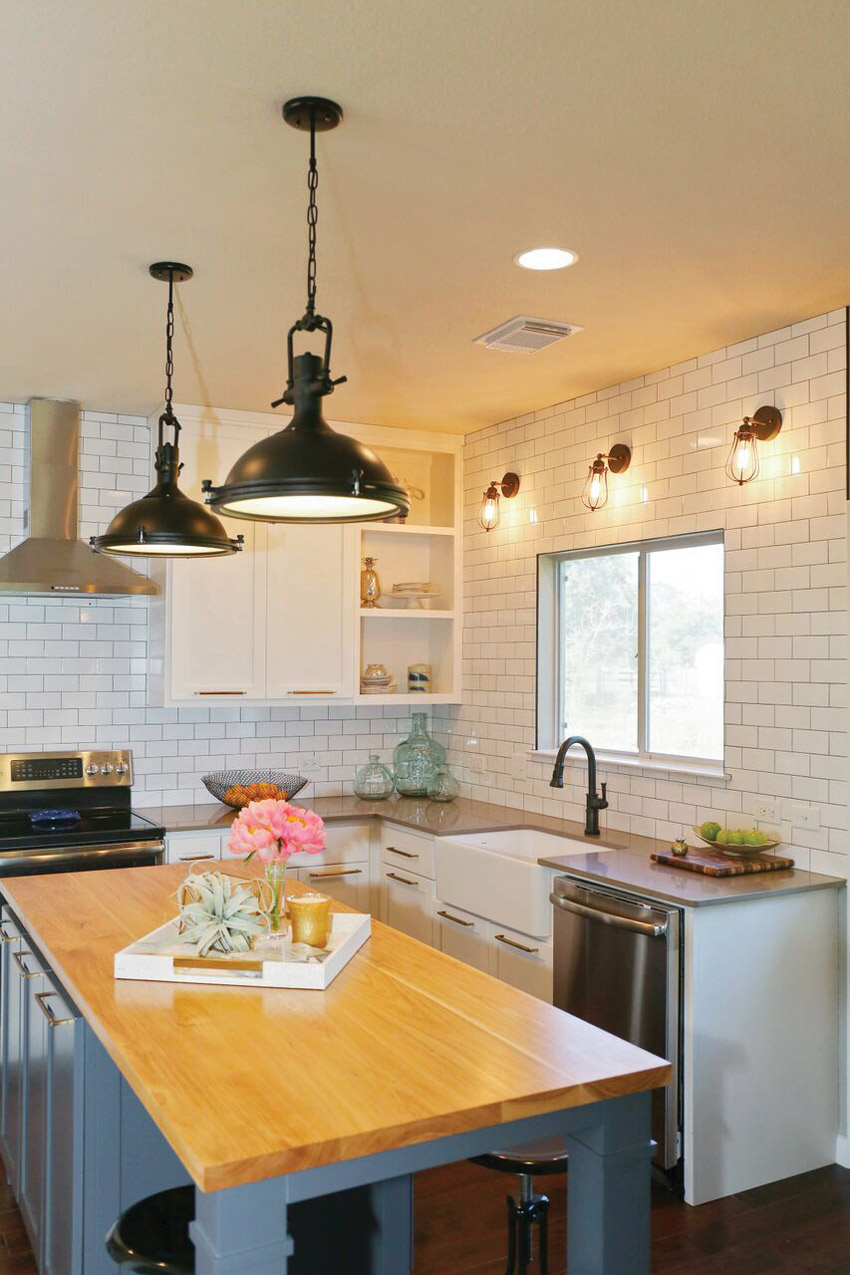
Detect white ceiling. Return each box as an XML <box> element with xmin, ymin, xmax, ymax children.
<box><xmin>0</xmin><ymin>0</ymin><xmax>848</xmax><ymax>434</ymax></box>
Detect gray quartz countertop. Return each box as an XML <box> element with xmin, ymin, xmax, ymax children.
<box><xmin>142</xmin><ymin>795</ymin><xmax>845</xmax><ymax>908</ymax></box>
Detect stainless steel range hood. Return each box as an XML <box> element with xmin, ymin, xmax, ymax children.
<box><xmin>0</xmin><ymin>399</ymin><xmax>156</xmax><ymax>596</ymax></box>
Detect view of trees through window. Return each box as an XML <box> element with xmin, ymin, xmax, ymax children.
<box><xmin>560</xmin><ymin>536</ymin><xmax>724</xmax><ymax>761</ymax></box>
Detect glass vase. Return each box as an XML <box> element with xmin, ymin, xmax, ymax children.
<box><xmin>393</xmin><ymin>712</ymin><xmax>446</xmax><ymax>797</ymax></box>
<box><xmin>427</xmin><ymin>766</ymin><xmax>459</xmax><ymax>803</ymax></box>
<box><xmin>264</xmin><ymin>860</ymin><xmax>287</xmax><ymax>937</ymax></box>
<box><xmin>353</xmin><ymin>754</ymin><xmax>395</xmax><ymax>801</ymax></box>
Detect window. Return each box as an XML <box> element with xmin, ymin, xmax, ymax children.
<box><xmin>537</xmin><ymin>532</ymin><xmax>724</xmax><ymax>766</ymax></box>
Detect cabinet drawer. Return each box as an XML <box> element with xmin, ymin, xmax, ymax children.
<box><xmin>380</xmin><ymin>824</ymin><xmax>435</xmax><ymax>879</ymax></box>
<box><xmin>434</xmin><ymin>901</ymin><xmax>490</xmax><ymax>973</ymax></box>
<box><xmin>289</xmin><ymin>821</ymin><xmax>371</xmax><ymax>869</ymax></box>
<box><xmin>492</xmin><ymin>926</ymin><xmax>553</xmax><ymax>1004</ymax></box>
<box><xmin>383</xmin><ymin>866</ymin><xmax>434</xmax><ymax>945</ymax></box>
<box><xmin>166</xmin><ymin>833</ymin><xmax>223</xmax><ymax>865</ymax></box>
<box><xmin>300</xmin><ymin>860</ymin><xmax>370</xmax><ymax>911</ymax></box>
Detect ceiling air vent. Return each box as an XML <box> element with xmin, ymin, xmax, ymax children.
<box><xmin>474</xmin><ymin>315</ymin><xmax>583</xmax><ymax>354</ymax></box>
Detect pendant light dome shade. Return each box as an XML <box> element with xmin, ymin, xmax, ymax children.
<box><xmin>204</xmin><ymin>354</ymin><xmax>409</xmax><ymax>523</ymax></box>
<box><xmin>91</xmin><ymin>263</ymin><xmax>242</xmax><ymax>559</ymax></box>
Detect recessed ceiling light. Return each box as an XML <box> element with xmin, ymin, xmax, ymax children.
<box><xmin>514</xmin><ymin>246</ymin><xmax>579</xmax><ymax>271</ymax></box>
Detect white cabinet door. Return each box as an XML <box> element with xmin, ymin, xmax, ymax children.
<box><xmin>434</xmin><ymin>902</ymin><xmax>491</xmax><ymax>973</ymax></box>
<box><xmin>264</xmin><ymin>524</ymin><xmax>355</xmax><ymax>699</ymax></box>
<box><xmin>165</xmin><ymin>832</ymin><xmax>223</xmax><ymax>865</ymax></box>
<box><xmin>300</xmin><ymin>861</ymin><xmax>370</xmax><ymax>911</ymax></box>
<box><xmin>164</xmin><ymin>423</ymin><xmax>268</xmax><ymax>702</ymax></box>
<box><xmin>384</xmin><ymin>866</ymin><xmax>434</xmax><ymax>945</ymax></box>
<box><xmin>492</xmin><ymin>926</ymin><xmax>553</xmax><ymax>1003</ymax></box>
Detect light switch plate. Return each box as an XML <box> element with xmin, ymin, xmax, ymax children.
<box><xmin>300</xmin><ymin>753</ymin><xmax>321</xmax><ymax>774</ymax></box>
<box><xmin>783</xmin><ymin>801</ymin><xmax>820</xmax><ymax>830</ymax></box>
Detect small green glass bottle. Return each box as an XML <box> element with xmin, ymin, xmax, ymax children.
<box><xmin>427</xmin><ymin>766</ymin><xmax>459</xmax><ymax>802</ymax></box>
<box><xmin>353</xmin><ymin>754</ymin><xmax>394</xmax><ymax>801</ymax></box>
<box><xmin>393</xmin><ymin>712</ymin><xmax>446</xmax><ymax>797</ymax></box>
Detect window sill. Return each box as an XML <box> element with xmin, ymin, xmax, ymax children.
<box><xmin>528</xmin><ymin>749</ymin><xmax>730</xmax><ymax>782</ymax></box>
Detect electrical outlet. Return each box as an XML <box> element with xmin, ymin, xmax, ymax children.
<box><xmin>300</xmin><ymin>752</ymin><xmax>321</xmax><ymax>774</ymax></box>
<box><xmin>509</xmin><ymin>753</ymin><xmax>526</xmax><ymax>782</ymax></box>
<box><xmin>783</xmin><ymin>802</ymin><xmax>820</xmax><ymax>831</ymax></box>
<box><xmin>754</xmin><ymin>799</ymin><xmax>778</xmax><ymax>822</ymax></box>
<box><xmin>462</xmin><ymin>737</ymin><xmax>484</xmax><ymax>773</ymax></box>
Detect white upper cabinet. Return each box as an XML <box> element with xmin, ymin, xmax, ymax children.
<box><xmin>147</xmin><ymin>407</ymin><xmax>462</xmax><ymax>707</ymax></box>
<box><xmin>264</xmin><ymin>523</ymin><xmax>355</xmax><ymax>700</ymax></box>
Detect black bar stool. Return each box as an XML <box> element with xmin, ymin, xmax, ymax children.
<box><xmin>106</xmin><ymin>1185</ymin><xmax>195</xmax><ymax>1274</ymax></box>
<box><xmin>471</xmin><ymin>1138</ymin><xmax>568</xmax><ymax>1275</ymax></box>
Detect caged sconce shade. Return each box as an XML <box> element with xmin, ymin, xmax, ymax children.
<box><xmin>580</xmin><ymin>444</ymin><xmax>631</xmax><ymax>512</ymax></box>
<box><xmin>477</xmin><ymin>472</ymin><xmax>520</xmax><ymax>531</ymax></box>
<box><xmin>725</xmin><ymin>406</ymin><xmax>783</xmax><ymax>486</ymax></box>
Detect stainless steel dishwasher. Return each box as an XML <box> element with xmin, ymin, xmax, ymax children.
<box><xmin>550</xmin><ymin>876</ymin><xmax>682</xmax><ymax>1169</ymax></box>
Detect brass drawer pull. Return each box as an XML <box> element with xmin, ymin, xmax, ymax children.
<box><xmin>194</xmin><ymin>690</ymin><xmax>246</xmax><ymax>696</ymax></box>
<box><xmin>437</xmin><ymin>910</ymin><xmax>473</xmax><ymax>928</ymax></box>
<box><xmin>0</xmin><ymin>924</ymin><xmax>16</xmax><ymax>943</ymax></box>
<box><xmin>287</xmin><ymin>690</ymin><xmax>337</xmax><ymax>695</ymax></box>
<box><xmin>386</xmin><ymin>871</ymin><xmax>418</xmax><ymax>887</ymax></box>
<box><xmin>178</xmin><ymin>853</ymin><xmax>217</xmax><ymax>862</ymax></box>
<box><xmin>34</xmin><ymin>991</ymin><xmax>74</xmax><ymax>1028</ymax></box>
<box><xmin>385</xmin><ymin>846</ymin><xmax>418</xmax><ymax>859</ymax></box>
<box><xmin>309</xmin><ymin>869</ymin><xmax>362</xmax><ymax>879</ymax></box>
<box><xmin>13</xmin><ymin>950</ymin><xmax>42</xmax><ymax>979</ymax></box>
<box><xmin>494</xmin><ymin>933</ymin><xmax>539</xmax><ymax>955</ymax></box>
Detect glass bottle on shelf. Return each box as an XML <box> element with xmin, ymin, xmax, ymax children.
<box><xmin>353</xmin><ymin>754</ymin><xmax>395</xmax><ymax>801</ymax></box>
<box><xmin>393</xmin><ymin>712</ymin><xmax>446</xmax><ymax>797</ymax></box>
<box><xmin>427</xmin><ymin>766</ymin><xmax>459</xmax><ymax>803</ymax></box>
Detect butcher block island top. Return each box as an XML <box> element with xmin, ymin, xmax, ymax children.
<box><xmin>0</xmin><ymin>862</ymin><xmax>669</xmax><ymax>1194</ymax></box>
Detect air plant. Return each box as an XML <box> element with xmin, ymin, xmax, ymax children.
<box><xmin>176</xmin><ymin>871</ymin><xmax>270</xmax><ymax>958</ymax></box>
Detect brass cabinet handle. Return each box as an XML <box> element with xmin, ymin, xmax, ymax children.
<box><xmin>13</xmin><ymin>950</ymin><xmax>42</xmax><ymax>979</ymax></box>
<box><xmin>286</xmin><ymin>690</ymin><xmax>337</xmax><ymax>695</ymax></box>
<box><xmin>178</xmin><ymin>853</ymin><xmax>217</xmax><ymax>862</ymax></box>
<box><xmin>386</xmin><ymin>871</ymin><xmax>418</xmax><ymax>887</ymax></box>
<box><xmin>437</xmin><ymin>910</ymin><xmax>474</xmax><ymax>928</ymax></box>
<box><xmin>309</xmin><ymin>869</ymin><xmax>362</xmax><ymax>879</ymax></box>
<box><xmin>0</xmin><ymin>924</ymin><xmax>16</xmax><ymax>943</ymax></box>
<box><xmin>494</xmin><ymin>933</ymin><xmax>539</xmax><ymax>955</ymax></box>
<box><xmin>385</xmin><ymin>846</ymin><xmax>418</xmax><ymax>859</ymax></box>
<box><xmin>194</xmin><ymin>690</ymin><xmax>246</xmax><ymax>696</ymax></box>
<box><xmin>34</xmin><ymin>991</ymin><xmax>75</xmax><ymax>1028</ymax></box>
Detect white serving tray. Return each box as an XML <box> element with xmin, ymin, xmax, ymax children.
<box><xmin>114</xmin><ymin>911</ymin><xmax>371</xmax><ymax>990</ymax></box>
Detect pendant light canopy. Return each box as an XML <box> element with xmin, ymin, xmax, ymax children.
<box><xmin>91</xmin><ymin>264</ymin><xmax>243</xmax><ymax>558</ymax></box>
<box><xmin>203</xmin><ymin>97</ymin><xmax>409</xmax><ymax>525</ymax></box>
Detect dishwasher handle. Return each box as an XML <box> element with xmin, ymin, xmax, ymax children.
<box><xmin>550</xmin><ymin>891</ymin><xmax>668</xmax><ymax>938</ymax></box>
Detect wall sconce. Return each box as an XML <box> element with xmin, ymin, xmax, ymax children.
<box><xmin>477</xmin><ymin>472</ymin><xmax>520</xmax><ymax>531</ymax></box>
<box><xmin>581</xmin><ymin>444</ymin><xmax>631</xmax><ymax>512</ymax></box>
<box><xmin>725</xmin><ymin>406</ymin><xmax>782</xmax><ymax>486</ymax></box>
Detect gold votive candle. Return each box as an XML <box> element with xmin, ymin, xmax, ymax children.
<box><xmin>288</xmin><ymin>893</ymin><xmax>332</xmax><ymax>948</ymax></box>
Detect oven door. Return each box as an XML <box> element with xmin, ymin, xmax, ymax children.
<box><xmin>0</xmin><ymin>840</ymin><xmax>165</xmax><ymax>876</ymax></box>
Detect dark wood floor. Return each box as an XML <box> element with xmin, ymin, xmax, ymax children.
<box><xmin>1</xmin><ymin>1161</ymin><xmax>849</xmax><ymax>1272</ymax></box>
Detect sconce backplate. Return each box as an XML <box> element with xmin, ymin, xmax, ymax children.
<box><xmin>749</xmin><ymin>406</ymin><xmax>783</xmax><ymax>442</ymax></box>
<box><xmin>499</xmin><ymin>472</ymin><xmax>521</xmax><ymax>498</ymax></box>
<box><xmin>607</xmin><ymin>444</ymin><xmax>631</xmax><ymax>474</ymax></box>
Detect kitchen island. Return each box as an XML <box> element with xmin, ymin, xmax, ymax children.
<box><xmin>0</xmin><ymin>862</ymin><xmax>669</xmax><ymax>1275</ymax></box>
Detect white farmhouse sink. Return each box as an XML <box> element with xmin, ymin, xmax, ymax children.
<box><xmin>435</xmin><ymin>828</ymin><xmax>612</xmax><ymax>938</ymax></box>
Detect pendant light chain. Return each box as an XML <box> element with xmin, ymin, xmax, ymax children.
<box><xmin>306</xmin><ymin>111</ymin><xmax>318</xmax><ymax>320</ymax></box>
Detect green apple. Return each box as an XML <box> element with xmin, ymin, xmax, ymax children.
<box><xmin>727</xmin><ymin>831</ymin><xmax>744</xmax><ymax>846</ymax></box>
<box><xmin>715</xmin><ymin>829</ymin><xmax>729</xmax><ymax>844</ymax></box>
<box><xmin>700</xmin><ymin>820</ymin><xmax>721</xmax><ymax>841</ymax></box>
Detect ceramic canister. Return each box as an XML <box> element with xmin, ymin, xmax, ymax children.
<box><xmin>407</xmin><ymin>663</ymin><xmax>431</xmax><ymax>693</ymax></box>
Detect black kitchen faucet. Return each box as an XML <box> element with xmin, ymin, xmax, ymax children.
<box><xmin>549</xmin><ymin>735</ymin><xmax>608</xmax><ymax>836</ymax></box>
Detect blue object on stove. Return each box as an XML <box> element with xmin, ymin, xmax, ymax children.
<box><xmin>30</xmin><ymin>808</ymin><xmax>82</xmax><ymax>827</ymax></box>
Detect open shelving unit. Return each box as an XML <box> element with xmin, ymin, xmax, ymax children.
<box><xmin>354</xmin><ymin>437</ymin><xmax>462</xmax><ymax>706</ymax></box>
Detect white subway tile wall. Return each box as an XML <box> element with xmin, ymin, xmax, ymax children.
<box><xmin>442</xmin><ymin>307</ymin><xmax>848</xmax><ymax>877</ymax></box>
<box><xmin>0</xmin><ymin>404</ymin><xmax>436</xmax><ymax>805</ymax></box>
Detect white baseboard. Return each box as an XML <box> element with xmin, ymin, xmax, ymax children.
<box><xmin>835</xmin><ymin>1134</ymin><xmax>850</xmax><ymax>1168</ymax></box>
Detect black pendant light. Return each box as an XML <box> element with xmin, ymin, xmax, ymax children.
<box><xmin>202</xmin><ymin>97</ymin><xmax>409</xmax><ymax>524</ymax></box>
<box><xmin>91</xmin><ymin>264</ymin><xmax>243</xmax><ymax>558</ymax></box>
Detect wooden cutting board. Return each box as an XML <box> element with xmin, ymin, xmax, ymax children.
<box><xmin>651</xmin><ymin>847</ymin><xmax>795</xmax><ymax>876</ymax></box>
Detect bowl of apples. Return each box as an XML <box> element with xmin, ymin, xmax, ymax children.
<box><xmin>692</xmin><ymin>820</ymin><xmax>782</xmax><ymax>857</ymax></box>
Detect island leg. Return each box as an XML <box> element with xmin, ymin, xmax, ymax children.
<box><xmin>191</xmin><ymin>1178</ymin><xmax>294</xmax><ymax>1274</ymax></box>
<box><xmin>564</xmin><ymin>1091</ymin><xmax>653</xmax><ymax>1275</ymax></box>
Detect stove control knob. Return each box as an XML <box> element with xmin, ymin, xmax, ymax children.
<box><xmin>85</xmin><ymin>764</ymin><xmax>100</xmax><ymax>776</ymax></box>
<box><xmin>115</xmin><ymin>761</ymin><xmax>129</xmax><ymax>775</ymax></box>
<box><xmin>100</xmin><ymin>763</ymin><xmax>114</xmax><ymax>776</ymax></box>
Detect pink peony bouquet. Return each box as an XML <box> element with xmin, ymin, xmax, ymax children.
<box><xmin>227</xmin><ymin>798</ymin><xmax>326</xmax><ymax>864</ymax></box>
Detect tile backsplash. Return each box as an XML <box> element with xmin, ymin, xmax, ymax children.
<box><xmin>442</xmin><ymin>307</ymin><xmax>848</xmax><ymax>876</ymax></box>
<box><xmin>0</xmin><ymin>404</ymin><xmax>437</xmax><ymax>806</ymax></box>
